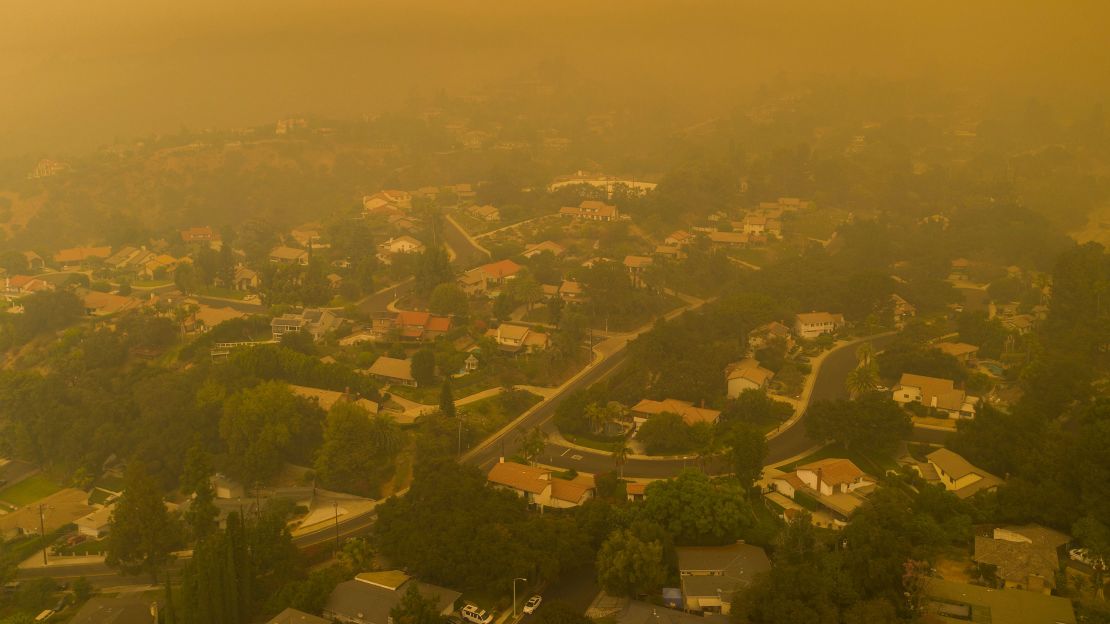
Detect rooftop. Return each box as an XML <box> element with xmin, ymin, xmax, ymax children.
<box><xmin>924</xmin><ymin>579</ymin><xmax>1075</xmax><ymax>624</ymax></box>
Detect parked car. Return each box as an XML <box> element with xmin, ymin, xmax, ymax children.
<box><xmin>461</xmin><ymin>604</ymin><xmax>493</xmax><ymax>624</ymax></box>
<box><xmin>523</xmin><ymin>596</ymin><xmax>542</xmax><ymax>615</ymax></box>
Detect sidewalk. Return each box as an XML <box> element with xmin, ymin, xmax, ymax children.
<box><xmin>18</xmin><ymin>553</ymin><xmax>106</xmax><ymax>570</ymax></box>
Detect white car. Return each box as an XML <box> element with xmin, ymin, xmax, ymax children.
<box><xmin>461</xmin><ymin>604</ymin><xmax>493</xmax><ymax>624</ymax></box>
<box><xmin>523</xmin><ymin>595</ymin><xmax>542</xmax><ymax>615</ymax></box>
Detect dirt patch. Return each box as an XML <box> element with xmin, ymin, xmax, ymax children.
<box><xmin>934</xmin><ymin>555</ymin><xmax>973</xmax><ymax>583</ymax></box>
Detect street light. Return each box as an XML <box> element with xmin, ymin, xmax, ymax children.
<box><xmin>512</xmin><ymin>577</ymin><xmax>528</xmax><ymax>618</ymax></box>
<box><xmin>333</xmin><ymin>501</ymin><xmax>341</xmax><ymax>553</ymax></box>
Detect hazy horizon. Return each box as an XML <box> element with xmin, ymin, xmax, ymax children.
<box><xmin>3</xmin><ymin>0</ymin><xmax>1109</xmax><ymax>157</ymax></box>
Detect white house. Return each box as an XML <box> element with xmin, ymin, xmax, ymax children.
<box><xmin>725</xmin><ymin>359</ymin><xmax>774</xmax><ymax>398</ymax></box>
<box><xmin>793</xmin><ymin>312</ymin><xmax>844</xmax><ymax>339</ymax></box>
<box><xmin>892</xmin><ymin>373</ymin><xmax>978</xmax><ymax>419</ymax></box>
<box><xmin>921</xmin><ymin>448</ymin><xmax>1002</xmax><ymax>499</ymax></box>
<box><xmin>487</xmin><ymin>460</ymin><xmax>595</xmax><ymax>509</ymax></box>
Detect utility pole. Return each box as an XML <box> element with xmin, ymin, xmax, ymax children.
<box><xmin>333</xmin><ymin>501</ymin><xmax>341</xmax><ymax>554</ymax></box>
<box><xmin>38</xmin><ymin>504</ymin><xmax>48</xmax><ymax>566</ymax></box>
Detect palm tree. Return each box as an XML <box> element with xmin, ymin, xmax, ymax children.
<box><xmin>520</xmin><ymin>426</ymin><xmax>548</xmax><ymax>465</ymax></box>
<box><xmin>855</xmin><ymin>342</ymin><xmax>874</xmax><ymax>367</ymax></box>
<box><xmin>368</xmin><ymin>414</ymin><xmax>401</xmax><ymax>455</ymax></box>
<box><xmin>612</xmin><ymin>438</ymin><xmax>630</xmax><ymax>479</ymax></box>
<box><xmin>845</xmin><ymin>362</ymin><xmax>879</xmax><ymax>398</ymax></box>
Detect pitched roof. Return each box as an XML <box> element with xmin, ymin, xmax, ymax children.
<box><xmin>926</xmin><ymin>448</ymin><xmax>982</xmax><ymax>480</ymax></box>
<box><xmin>266</xmin><ymin>608</ymin><xmax>331</xmax><ymax>624</ymax></box>
<box><xmin>479</xmin><ymin>259</ymin><xmax>523</xmax><ymax>280</ymax></box>
<box><xmin>996</xmin><ymin>524</ymin><xmax>1071</xmax><ymax>549</ymax></box>
<box><xmin>550</xmin><ymin>474</ymin><xmax>594</xmax><ymax>503</ymax></box>
<box><xmin>934</xmin><ymin>342</ymin><xmax>979</xmax><ymax>358</ymax></box>
<box><xmin>367</xmin><ymin>356</ymin><xmax>414</xmax><ymax>382</ymax></box>
<box><xmin>726</xmin><ymin>359</ymin><xmax>774</xmax><ymax>386</ymax></box>
<box><xmin>270</xmin><ymin>246</ymin><xmax>308</xmax><ymax>260</ymax></box>
<box><xmin>925</xmin><ymin>579</ymin><xmax>1076</xmax><ymax>624</ymax></box>
<box><xmin>425</xmin><ymin>316</ymin><xmax>452</xmax><ymax>333</ymax></box>
<box><xmin>707</xmin><ymin>231</ymin><xmax>749</xmax><ymax>245</ymax></box>
<box><xmin>897</xmin><ymin>373</ymin><xmax>967</xmax><ymax>411</ymax></box>
<box><xmin>797</xmin><ymin>458</ymin><xmax>865</xmax><ymax>487</ymax></box>
<box><xmin>497</xmin><ymin>323</ymin><xmax>531</xmax><ymax>341</ymax></box>
<box><xmin>326</xmin><ymin>578</ymin><xmax>460</xmax><ymax>624</ymax></box>
<box><xmin>796</xmin><ymin>311</ymin><xmax>844</xmax><ymax>326</ymax></box>
<box><xmin>54</xmin><ymin>246</ymin><xmax>112</xmax><ymax>264</ymax></box>
<box><xmin>487</xmin><ymin>461</ymin><xmax>549</xmax><ymax>494</ymax></box>
<box><xmin>630</xmin><ymin>398</ymin><xmax>720</xmax><ymax>426</ymax></box>
<box><xmin>974</xmin><ymin>536</ymin><xmax>1059</xmax><ymax>586</ymax></box>
<box><xmin>676</xmin><ymin>542</ymin><xmax>771</xmax><ymax>577</ymax></box>
<box><xmin>523</xmin><ymin>240</ymin><xmax>566</xmax><ymax>257</ymax></box>
<box><xmin>623</xmin><ymin>255</ymin><xmax>653</xmax><ymax>269</ymax></box>
<box><xmin>396</xmin><ymin>310</ymin><xmax>431</xmax><ymax>327</ymax></box>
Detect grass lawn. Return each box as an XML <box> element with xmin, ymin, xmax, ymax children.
<box><xmin>389</xmin><ymin>370</ymin><xmax>501</xmax><ymax>404</ymax></box>
<box><xmin>779</xmin><ymin>442</ymin><xmax>898</xmax><ymax>476</ymax></box>
<box><xmin>0</xmin><ymin>474</ymin><xmax>63</xmax><ymax>507</ymax></box>
<box><xmin>197</xmin><ymin>286</ymin><xmax>246</xmax><ymax>300</ymax></box>
<box><xmin>131</xmin><ymin>279</ymin><xmax>173</xmax><ymax>288</ymax></box>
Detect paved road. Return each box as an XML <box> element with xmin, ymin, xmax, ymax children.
<box><xmin>499</xmin><ymin>333</ymin><xmax>950</xmax><ymax>479</ymax></box>
<box><xmin>442</xmin><ymin>215</ymin><xmax>491</xmax><ymax>269</ymax></box>
<box><xmin>357</xmin><ymin>277</ymin><xmax>415</xmax><ymax>315</ymax></box>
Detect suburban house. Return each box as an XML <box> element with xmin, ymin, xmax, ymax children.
<box><xmin>487</xmin><ymin>460</ymin><xmax>595</xmax><ymax>509</ymax></box>
<box><xmin>935</xmin><ymin>341</ymin><xmax>979</xmax><ymax>364</ymax></box>
<box><xmin>770</xmin><ymin>458</ymin><xmax>875</xmax><ymax>527</ymax></box>
<box><xmin>210</xmin><ymin>474</ymin><xmax>246</xmax><ymax>499</ymax></box>
<box><xmin>270</xmin><ymin>308</ymin><xmax>342</xmax><ymax>342</ymax></box>
<box><xmin>290</xmin><ymin>226</ymin><xmax>324</xmax><ymax>249</ymax></box>
<box><xmin>68</xmin><ymin>594</ymin><xmax>161</xmax><ymax>624</ymax></box>
<box><xmin>973</xmin><ymin>535</ymin><xmax>1060</xmax><ymax>594</ymax></box>
<box><xmin>266</xmin><ymin>608</ymin><xmax>330</xmax><ymax>624</ymax></box>
<box><xmin>725</xmin><ymin>359</ymin><xmax>775</xmax><ymax>397</ymax></box>
<box><xmin>80</xmin><ymin>290</ymin><xmax>143</xmax><ymax>316</ymax></box>
<box><xmin>487</xmin><ymin>323</ymin><xmax>549</xmax><ymax>353</ymax></box>
<box><xmin>324</xmin><ymin>571</ymin><xmax>460</xmax><ymax>624</ymax></box>
<box><xmin>377</xmin><ymin>235</ymin><xmax>425</xmax><ymax>259</ymax></box>
<box><xmin>269</xmin><ymin>246</ymin><xmax>309</xmax><ymax>266</ymax></box>
<box><xmin>366</xmin><ymin>356</ymin><xmax>417</xmax><ymax>387</ymax></box>
<box><xmin>76</xmin><ymin>504</ymin><xmax>114</xmax><ymax>538</ymax></box>
<box><xmin>629</xmin><ymin>399</ymin><xmax>721</xmax><ymax>427</ymax></box>
<box><xmin>920</xmin><ymin>448</ymin><xmax>1002</xmax><ymax>499</ymax></box>
<box><xmin>675</xmin><ymin>542</ymin><xmax>771</xmax><ymax>615</ymax></box>
<box><xmin>3</xmin><ymin>275</ymin><xmax>53</xmax><ymax>296</ymax></box>
<box><xmin>654</xmin><ymin>245</ymin><xmax>683</xmax><ymax>260</ymax></box>
<box><xmin>741</xmin><ymin>214</ymin><xmax>768</xmax><ymax>235</ymax></box>
<box><xmin>706</xmin><ymin>231</ymin><xmax>749</xmax><ymax>247</ymax></box>
<box><xmin>923</xmin><ymin>579</ymin><xmax>1075</xmax><ymax>624</ymax></box>
<box><xmin>793</xmin><ymin>311</ymin><xmax>844</xmax><ymax>339</ymax></box>
<box><xmin>362</xmin><ymin>189</ymin><xmax>413</xmax><ymax>215</ymax></box>
<box><xmin>22</xmin><ymin>251</ymin><xmax>44</xmax><ymax>271</ymax></box>
<box><xmin>376</xmin><ymin>310</ymin><xmax>452</xmax><ymax>342</ymax></box>
<box><xmin>747</xmin><ymin>321</ymin><xmax>794</xmax><ymax>352</ymax></box>
<box><xmin>993</xmin><ymin>524</ymin><xmax>1071</xmax><ymax>556</ymax></box>
<box><xmin>548</xmin><ymin>171</ymin><xmax>657</xmax><ymax>196</ymax></box>
<box><xmin>522</xmin><ymin>240</ymin><xmax>566</xmax><ymax>259</ymax></box>
<box><xmin>626</xmin><ymin>482</ymin><xmax>647</xmax><ymax>502</ymax></box>
<box><xmin>289</xmin><ymin>385</ymin><xmax>379</xmax><ymax>415</ymax></box>
<box><xmin>623</xmin><ymin>255</ymin><xmax>653</xmax><ymax>288</ymax></box>
<box><xmin>559</xmin><ymin>199</ymin><xmax>620</xmax><ymax>222</ymax></box>
<box><xmin>558</xmin><ymin>280</ymin><xmax>586</xmax><ymax>303</ymax></box>
<box><xmin>469</xmin><ymin>204</ymin><xmax>501</xmax><ymax>221</ymax></box>
<box><xmin>233</xmin><ymin>265</ymin><xmax>260</xmax><ymax>290</ymax></box>
<box><xmin>180</xmin><ymin>226</ymin><xmax>220</xmax><ymax>244</ymax></box>
<box><xmin>892</xmin><ymin>373</ymin><xmax>978</xmax><ymax>419</ymax></box>
<box><xmin>665</xmin><ymin>230</ymin><xmax>693</xmax><ymax>247</ymax></box>
<box><xmin>457</xmin><ymin>271</ymin><xmax>488</xmax><ymax>296</ymax></box>
<box><xmin>476</xmin><ymin>259</ymin><xmax>523</xmax><ymax>285</ymax></box>
<box><xmin>53</xmin><ymin>246</ymin><xmax>112</xmax><ymax>266</ymax></box>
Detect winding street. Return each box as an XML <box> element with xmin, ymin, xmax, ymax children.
<box><xmin>464</xmin><ymin>332</ymin><xmax>951</xmax><ymax>479</ymax></box>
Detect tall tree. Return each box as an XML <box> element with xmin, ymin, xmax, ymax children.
<box><xmin>596</xmin><ymin>529</ymin><xmax>667</xmax><ymax>597</ymax></box>
<box><xmin>439</xmin><ymin>378</ymin><xmax>456</xmax><ymax>418</ymax></box>
<box><xmin>106</xmin><ymin>461</ymin><xmax>180</xmax><ymax>580</ymax></box>
<box><xmin>390</xmin><ymin>584</ymin><xmax>447</xmax><ymax>624</ymax></box>
<box><xmin>726</xmin><ymin>423</ymin><xmax>767</xmax><ymax>491</ymax></box>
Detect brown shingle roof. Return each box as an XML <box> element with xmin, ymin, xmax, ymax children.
<box><xmin>487</xmin><ymin>462</ymin><xmax>549</xmax><ymax>494</ymax></box>
<box><xmin>797</xmin><ymin>458</ymin><xmax>865</xmax><ymax>487</ymax></box>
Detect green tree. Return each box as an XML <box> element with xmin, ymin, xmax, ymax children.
<box><xmin>439</xmin><ymin>378</ymin><xmax>456</xmax><ymax>418</ymax></box>
<box><xmin>806</xmin><ymin>392</ymin><xmax>911</xmax><ymax>454</ymax></box>
<box><xmin>596</xmin><ymin>529</ymin><xmax>667</xmax><ymax>597</ymax></box>
<box><xmin>636</xmin><ymin>412</ymin><xmax>693</xmax><ymax>455</ymax></box>
<box><xmin>314</xmin><ymin>403</ymin><xmax>396</xmax><ymax>496</ymax></box>
<box><xmin>508</xmin><ymin>268</ymin><xmax>543</xmax><ymax>311</ymax></box>
<box><xmin>219</xmin><ymin>381</ymin><xmax>323</xmax><ymax>485</ymax></box>
<box><xmin>640</xmin><ymin>470</ymin><xmax>751</xmax><ymax>545</ymax></box>
<box><xmin>845</xmin><ymin>362</ymin><xmax>879</xmax><ymax>397</ymax></box>
<box><xmin>726</xmin><ymin>423</ymin><xmax>767</xmax><ymax>491</ymax></box>
<box><xmin>412</xmin><ymin>348</ymin><xmax>436</xmax><ymax>387</ymax></box>
<box><xmin>429</xmin><ymin>283</ymin><xmax>469</xmax><ymax>317</ymax></box>
<box><xmin>106</xmin><ymin>461</ymin><xmax>179</xmax><ymax>580</ymax></box>
<box><xmin>520</xmin><ymin>426</ymin><xmax>548</xmax><ymax>465</ymax></box>
<box><xmin>390</xmin><ymin>584</ymin><xmax>447</xmax><ymax>624</ymax></box>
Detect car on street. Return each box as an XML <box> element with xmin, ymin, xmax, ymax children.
<box><xmin>461</xmin><ymin>604</ymin><xmax>493</xmax><ymax>624</ymax></box>
<box><xmin>523</xmin><ymin>596</ymin><xmax>542</xmax><ymax>615</ymax></box>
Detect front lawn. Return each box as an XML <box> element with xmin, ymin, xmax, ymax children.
<box><xmin>779</xmin><ymin>442</ymin><xmax>898</xmax><ymax>476</ymax></box>
<box><xmin>564</xmin><ymin>433</ymin><xmax>625</xmax><ymax>453</ymax></box>
<box><xmin>0</xmin><ymin>474</ymin><xmax>63</xmax><ymax>507</ymax></box>
<box><xmin>389</xmin><ymin>370</ymin><xmax>501</xmax><ymax>404</ymax></box>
